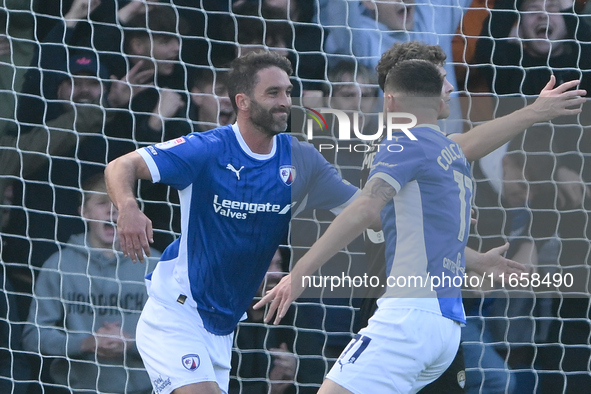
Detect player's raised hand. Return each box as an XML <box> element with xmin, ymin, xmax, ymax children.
<box><xmin>116</xmin><ymin>200</ymin><xmax>153</xmax><ymax>263</ymax></box>
<box><xmin>105</xmin><ymin>152</ymin><xmax>154</xmax><ymax>263</ymax></box>
<box><xmin>531</xmin><ymin>75</ymin><xmax>587</xmax><ymax>121</ymax></box>
<box><xmin>253</xmin><ymin>273</ymin><xmax>296</xmax><ymax>325</ymax></box>
<box><xmin>479</xmin><ymin>242</ymin><xmax>530</xmax><ymax>281</ymax></box>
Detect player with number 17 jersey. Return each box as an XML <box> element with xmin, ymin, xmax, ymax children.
<box><xmin>368</xmin><ymin>125</ymin><xmax>472</xmax><ymax>324</ymax></box>
<box><xmin>137</xmin><ymin>124</ymin><xmax>358</xmax><ymax>335</ymax></box>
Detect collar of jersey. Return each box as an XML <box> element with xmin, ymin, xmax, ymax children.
<box><xmin>415</xmin><ymin>123</ymin><xmax>443</xmax><ymax>135</ymax></box>
<box><xmin>232</xmin><ymin>123</ymin><xmax>277</xmax><ymax>160</ymax></box>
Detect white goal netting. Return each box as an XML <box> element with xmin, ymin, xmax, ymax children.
<box><xmin>0</xmin><ymin>1</ymin><xmax>590</xmax><ymax>393</ymax></box>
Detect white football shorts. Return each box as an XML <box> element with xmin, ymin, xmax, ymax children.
<box><xmin>136</xmin><ymin>296</ymin><xmax>233</xmax><ymax>394</ymax></box>
<box><xmin>325</xmin><ymin>306</ymin><xmax>461</xmax><ymax>394</ymax></box>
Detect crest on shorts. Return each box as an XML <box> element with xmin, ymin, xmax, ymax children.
<box><xmin>457</xmin><ymin>370</ymin><xmax>466</xmax><ymax>389</ymax></box>
<box><xmin>279</xmin><ymin>165</ymin><xmax>296</xmax><ymax>186</ymax></box>
<box><xmin>182</xmin><ymin>354</ymin><xmax>201</xmax><ymax>371</ymax></box>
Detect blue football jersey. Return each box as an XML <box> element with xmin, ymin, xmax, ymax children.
<box><xmin>137</xmin><ymin>124</ymin><xmax>358</xmax><ymax>334</ymax></box>
<box><xmin>368</xmin><ymin>125</ymin><xmax>471</xmax><ymax>324</ymax></box>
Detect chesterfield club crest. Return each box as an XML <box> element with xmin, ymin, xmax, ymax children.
<box><xmin>279</xmin><ymin>165</ymin><xmax>296</xmax><ymax>186</ymax></box>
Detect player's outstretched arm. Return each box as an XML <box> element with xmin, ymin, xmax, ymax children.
<box><xmin>465</xmin><ymin>243</ymin><xmax>530</xmax><ymax>284</ymax></box>
<box><xmin>253</xmin><ymin>178</ymin><xmax>396</xmax><ymax>324</ymax></box>
<box><xmin>452</xmin><ymin>76</ymin><xmax>587</xmax><ymax>162</ymax></box>
<box><xmin>105</xmin><ymin>151</ymin><xmax>154</xmax><ymax>263</ymax></box>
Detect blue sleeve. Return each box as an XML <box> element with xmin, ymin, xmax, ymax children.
<box><xmin>368</xmin><ymin>135</ymin><xmax>426</xmax><ymax>191</ymax></box>
<box><xmin>296</xmin><ymin>141</ymin><xmax>358</xmax><ymax>210</ymax></box>
<box><xmin>139</xmin><ymin>134</ymin><xmax>215</xmax><ymax>190</ymax></box>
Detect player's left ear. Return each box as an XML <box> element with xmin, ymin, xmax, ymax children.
<box><xmin>384</xmin><ymin>94</ymin><xmax>396</xmax><ymax>112</ymax></box>
<box><xmin>235</xmin><ymin>93</ymin><xmax>250</xmax><ymax>112</ymax></box>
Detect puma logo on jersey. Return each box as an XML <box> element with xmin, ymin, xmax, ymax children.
<box><xmin>226</xmin><ymin>164</ymin><xmax>244</xmax><ymax>180</ymax></box>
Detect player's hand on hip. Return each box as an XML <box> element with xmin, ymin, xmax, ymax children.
<box><xmin>253</xmin><ymin>274</ymin><xmax>295</xmax><ymax>325</ymax></box>
<box><xmin>116</xmin><ymin>204</ymin><xmax>153</xmax><ymax>263</ymax></box>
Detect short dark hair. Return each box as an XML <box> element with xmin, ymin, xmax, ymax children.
<box><xmin>191</xmin><ymin>67</ymin><xmax>228</xmax><ymax>92</ymax></box>
<box><xmin>328</xmin><ymin>60</ymin><xmax>379</xmax><ymax>98</ymax></box>
<box><xmin>124</xmin><ymin>5</ymin><xmax>187</xmax><ymax>50</ymax></box>
<box><xmin>377</xmin><ymin>41</ymin><xmax>446</xmax><ymax>91</ymax></box>
<box><xmin>384</xmin><ymin>59</ymin><xmax>443</xmax><ymax>97</ymax></box>
<box><xmin>226</xmin><ymin>51</ymin><xmax>293</xmax><ymax>113</ymax></box>
<box><xmin>79</xmin><ymin>173</ymin><xmax>108</xmax><ymax>207</ymax></box>
<box><xmin>328</xmin><ymin>60</ymin><xmax>378</xmax><ymax>85</ymax></box>
<box><xmin>229</xmin><ymin>3</ymin><xmax>293</xmax><ymax>48</ymax></box>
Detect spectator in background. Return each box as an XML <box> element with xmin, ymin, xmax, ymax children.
<box><xmin>224</xmin><ymin>4</ymin><xmax>293</xmax><ymax>58</ymax></box>
<box><xmin>0</xmin><ymin>264</ymin><xmax>30</xmax><ymax>394</ymax></box>
<box><xmin>115</xmin><ymin>2</ymin><xmax>191</xmax><ymax>143</ymax></box>
<box><xmin>55</xmin><ymin>1</ymin><xmax>191</xmax><ymax>144</ymax></box>
<box><xmin>473</xmin><ymin>4</ymin><xmax>591</xmax><ymax>390</ymax></box>
<box><xmin>262</xmin><ymin>0</ymin><xmax>327</xmax><ymax>94</ymax></box>
<box><xmin>0</xmin><ymin>0</ymin><xmax>157</xmax><ymax>323</ymax></box>
<box><xmin>0</xmin><ymin>1</ymin><xmax>36</xmax><ymax>137</ymax></box>
<box><xmin>230</xmin><ymin>248</ymin><xmax>297</xmax><ymax>394</ymax></box>
<box><xmin>22</xmin><ymin>174</ymin><xmax>159</xmax><ymax>394</ymax></box>
<box><xmin>322</xmin><ymin>0</ymin><xmax>416</xmax><ymax>67</ymax></box>
<box><xmin>15</xmin><ymin>0</ymin><xmax>113</xmax><ymax>130</ymax></box>
<box><xmin>0</xmin><ymin>0</ymin><xmax>153</xmax><ymax>196</ymax></box>
<box><xmin>474</xmin><ymin>0</ymin><xmax>591</xmax><ymax>94</ymax></box>
<box><xmin>464</xmin><ymin>135</ymin><xmax>545</xmax><ymax>394</ymax></box>
<box><xmin>0</xmin><ymin>50</ymin><xmax>127</xmax><ymax>293</ymax></box>
<box><xmin>3</xmin><ymin>53</ymin><xmax>116</xmax><ymax>177</ymax></box>
<box><xmin>0</xmin><ymin>45</ymin><xmax>145</xmax><ymax>286</ymax></box>
<box><xmin>262</xmin><ymin>0</ymin><xmax>316</xmax><ymax>23</ymax></box>
<box><xmin>472</xmin><ymin>125</ymin><xmax>591</xmax><ymax>393</ymax></box>
<box><xmin>471</xmin><ymin>0</ymin><xmax>591</xmax><ymax>225</ymax></box>
<box><xmin>328</xmin><ymin>61</ymin><xmax>380</xmax><ymax>134</ymax></box>
<box><xmin>320</xmin><ymin>2</ymin><xmax>465</xmax><ymax>88</ymax></box>
<box><xmin>319</xmin><ymin>0</ymin><xmax>469</xmax><ymax>133</ymax></box>
<box><xmin>315</xmin><ymin>60</ymin><xmax>380</xmax><ymax>183</ymax></box>
<box><xmin>473</xmin><ymin>0</ymin><xmax>591</xmax><ymax>230</ymax></box>
<box><xmin>190</xmin><ymin>68</ymin><xmax>235</xmax><ymax>132</ymax></box>
<box><xmin>95</xmin><ymin>3</ymin><xmax>192</xmax><ymax>251</ymax></box>
<box><xmin>227</xmin><ymin>2</ymin><xmax>326</xmax><ymax>97</ymax></box>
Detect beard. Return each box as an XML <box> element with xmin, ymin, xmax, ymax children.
<box><xmin>250</xmin><ymin>97</ymin><xmax>289</xmax><ymax>136</ymax></box>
